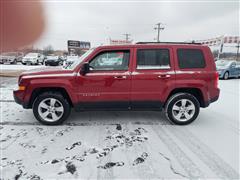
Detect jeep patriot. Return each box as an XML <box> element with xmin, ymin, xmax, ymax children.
<box><xmin>13</xmin><ymin>42</ymin><xmax>220</xmax><ymax>125</ymax></box>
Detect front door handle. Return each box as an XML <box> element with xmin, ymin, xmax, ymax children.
<box><xmin>158</xmin><ymin>74</ymin><xmax>171</xmax><ymax>79</ymax></box>
<box><xmin>114</xmin><ymin>75</ymin><xmax>127</xmax><ymax>79</ymax></box>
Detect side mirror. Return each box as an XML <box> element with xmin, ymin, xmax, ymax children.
<box><xmin>80</xmin><ymin>63</ymin><xmax>90</xmax><ymax>75</ymax></box>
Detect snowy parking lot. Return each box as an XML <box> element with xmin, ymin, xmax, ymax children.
<box><xmin>0</xmin><ymin>63</ymin><xmax>46</xmax><ymax>71</ymax></box>
<box><xmin>0</xmin><ymin>77</ymin><xmax>239</xmax><ymax>179</ymax></box>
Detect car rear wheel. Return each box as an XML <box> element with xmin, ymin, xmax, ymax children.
<box><xmin>33</xmin><ymin>92</ymin><xmax>71</xmax><ymax>125</ymax></box>
<box><xmin>223</xmin><ymin>71</ymin><xmax>229</xmax><ymax>80</ymax></box>
<box><xmin>165</xmin><ymin>93</ymin><xmax>200</xmax><ymax>125</ymax></box>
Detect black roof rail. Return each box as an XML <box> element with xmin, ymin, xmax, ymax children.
<box><xmin>136</xmin><ymin>41</ymin><xmax>202</xmax><ymax>45</ymax></box>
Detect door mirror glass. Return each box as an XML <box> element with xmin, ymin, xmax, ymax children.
<box><xmin>80</xmin><ymin>63</ymin><xmax>90</xmax><ymax>75</ymax></box>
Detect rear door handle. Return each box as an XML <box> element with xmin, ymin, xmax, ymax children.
<box><xmin>158</xmin><ymin>74</ymin><xmax>171</xmax><ymax>79</ymax></box>
<box><xmin>114</xmin><ymin>75</ymin><xmax>127</xmax><ymax>79</ymax></box>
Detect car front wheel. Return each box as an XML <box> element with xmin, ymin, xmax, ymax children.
<box><xmin>165</xmin><ymin>93</ymin><xmax>200</xmax><ymax>125</ymax></box>
<box><xmin>223</xmin><ymin>71</ymin><xmax>229</xmax><ymax>80</ymax></box>
<box><xmin>33</xmin><ymin>92</ymin><xmax>71</xmax><ymax>125</ymax></box>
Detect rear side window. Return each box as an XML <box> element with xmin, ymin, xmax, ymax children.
<box><xmin>177</xmin><ymin>49</ymin><xmax>206</xmax><ymax>69</ymax></box>
<box><xmin>137</xmin><ymin>49</ymin><xmax>170</xmax><ymax>69</ymax></box>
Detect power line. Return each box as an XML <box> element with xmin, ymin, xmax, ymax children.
<box><xmin>154</xmin><ymin>23</ymin><xmax>165</xmax><ymax>42</ymax></box>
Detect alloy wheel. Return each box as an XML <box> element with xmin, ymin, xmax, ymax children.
<box><xmin>172</xmin><ymin>99</ymin><xmax>196</xmax><ymax>122</ymax></box>
<box><xmin>38</xmin><ymin>98</ymin><xmax>64</xmax><ymax>122</ymax></box>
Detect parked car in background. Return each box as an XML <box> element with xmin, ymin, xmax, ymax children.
<box><xmin>59</xmin><ymin>56</ymin><xmax>67</xmax><ymax>61</ymax></box>
<box><xmin>22</xmin><ymin>53</ymin><xmax>44</xmax><ymax>65</ymax></box>
<box><xmin>16</xmin><ymin>52</ymin><xmax>24</xmax><ymax>62</ymax></box>
<box><xmin>45</xmin><ymin>55</ymin><xmax>63</xmax><ymax>66</ymax></box>
<box><xmin>215</xmin><ymin>59</ymin><xmax>240</xmax><ymax>79</ymax></box>
<box><xmin>0</xmin><ymin>52</ymin><xmax>23</xmax><ymax>64</ymax></box>
<box><xmin>64</xmin><ymin>55</ymin><xmax>79</xmax><ymax>67</ymax></box>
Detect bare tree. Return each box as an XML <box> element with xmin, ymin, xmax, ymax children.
<box><xmin>43</xmin><ymin>45</ymin><xmax>54</xmax><ymax>56</ymax></box>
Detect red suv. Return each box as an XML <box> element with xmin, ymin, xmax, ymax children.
<box><xmin>13</xmin><ymin>42</ymin><xmax>220</xmax><ymax>125</ymax></box>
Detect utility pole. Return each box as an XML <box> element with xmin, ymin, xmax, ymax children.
<box><xmin>236</xmin><ymin>42</ymin><xmax>240</xmax><ymax>61</ymax></box>
<box><xmin>123</xmin><ymin>33</ymin><xmax>131</xmax><ymax>41</ymax></box>
<box><xmin>154</xmin><ymin>23</ymin><xmax>165</xmax><ymax>42</ymax></box>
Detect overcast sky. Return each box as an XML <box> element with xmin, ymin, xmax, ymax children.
<box><xmin>34</xmin><ymin>1</ymin><xmax>239</xmax><ymax>51</ymax></box>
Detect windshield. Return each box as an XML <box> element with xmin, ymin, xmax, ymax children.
<box><xmin>25</xmin><ymin>53</ymin><xmax>38</xmax><ymax>57</ymax></box>
<box><xmin>64</xmin><ymin>48</ymin><xmax>94</xmax><ymax>69</ymax></box>
<box><xmin>215</xmin><ymin>60</ymin><xmax>231</xmax><ymax>67</ymax></box>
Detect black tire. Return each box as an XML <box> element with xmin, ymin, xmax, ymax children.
<box><xmin>22</xmin><ymin>62</ymin><xmax>26</xmax><ymax>65</ymax></box>
<box><xmin>223</xmin><ymin>71</ymin><xmax>229</xmax><ymax>80</ymax></box>
<box><xmin>164</xmin><ymin>93</ymin><xmax>200</xmax><ymax>125</ymax></box>
<box><xmin>33</xmin><ymin>92</ymin><xmax>71</xmax><ymax>125</ymax></box>
<box><xmin>11</xmin><ymin>59</ymin><xmax>17</xmax><ymax>64</ymax></box>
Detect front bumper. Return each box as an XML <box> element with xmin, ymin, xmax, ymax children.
<box><xmin>13</xmin><ymin>90</ymin><xmax>29</xmax><ymax>108</ymax></box>
<box><xmin>22</xmin><ymin>59</ymin><xmax>37</xmax><ymax>64</ymax></box>
<box><xmin>217</xmin><ymin>70</ymin><xmax>224</xmax><ymax>78</ymax></box>
<box><xmin>45</xmin><ymin>61</ymin><xmax>59</xmax><ymax>66</ymax></box>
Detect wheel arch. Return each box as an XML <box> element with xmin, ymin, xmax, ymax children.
<box><xmin>165</xmin><ymin>88</ymin><xmax>205</xmax><ymax>108</ymax></box>
<box><xmin>29</xmin><ymin>87</ymin><xmax>73</xmax><ymax>108</ymax></box>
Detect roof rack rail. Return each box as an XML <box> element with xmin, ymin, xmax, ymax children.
<box><xmin>136</xmin><ymin>42</ymin><xmax>202</xmax><ymax>45</ymax></box>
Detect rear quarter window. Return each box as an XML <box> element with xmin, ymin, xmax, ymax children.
<box><xmin>177</xmin><ymin>49</ymin><xmax>206</xmax><ymax>69</ymax></box>
<box><xmin>137</xmin><ymin>49</ymin><xmax>170</xmax><ymax>69</ymax></box>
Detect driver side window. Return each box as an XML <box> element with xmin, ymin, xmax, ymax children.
<box><xmin>89</xmin><ymin>50</ymin><xmax>130</xmax><ymax>71</ymax></box>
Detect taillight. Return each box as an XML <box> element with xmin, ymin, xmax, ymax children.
<box><xmin>214</xmin><ymin>71</ymin><xmax>219</xmax><ymax>88</ymax></box>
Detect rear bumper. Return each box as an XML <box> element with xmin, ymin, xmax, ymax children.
<box><xmin>203</xmin><ymin>88</ymin><xmax>220</xmax><ymax>108</ymax></box>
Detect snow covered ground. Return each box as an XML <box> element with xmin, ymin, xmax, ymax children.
<box><xmin>0</xmin><ymin>63</ymin><xmax>46</xmax><ymax>71</ymax></box>
<box><xmin>0</xmin><ymin>77</ymin><xmax>239</xmax><ymax>179</ymax></box>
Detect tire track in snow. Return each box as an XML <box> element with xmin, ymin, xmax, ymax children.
<box><xmin>0</xmin><ymin>100</ymin><xmax>15</xmax><ymax>102</ymax></box>
<box><xmin>170</xmin><ymin>127</ymin><xmax>239</xmax><ymax>179</ymax></box>
<box><xmin>158</xmin><ymin>152</ymin><xmax>188</xmax><ymax>178</ymax></box>
<box><xmin>152</xmin><ymin>125</ymin><xmax>204</xmax><ymax>179</ymax></box>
